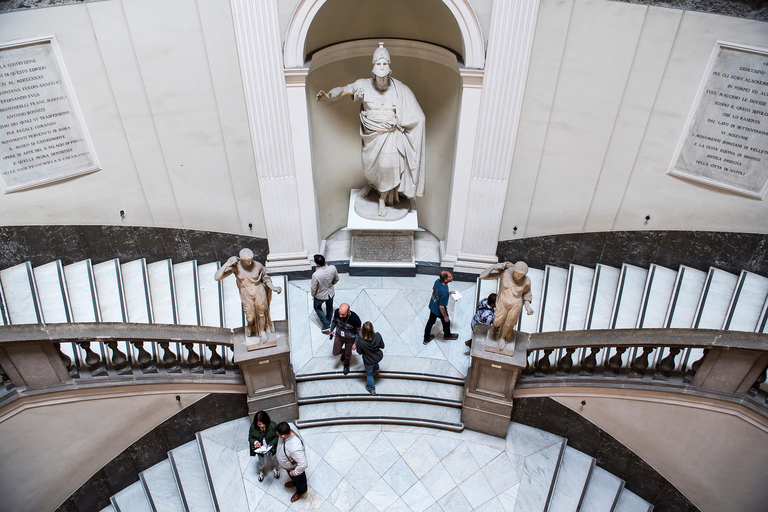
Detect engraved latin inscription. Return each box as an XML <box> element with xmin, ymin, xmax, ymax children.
<box><xmin>352</xmin><ymin>230</ymin><xmax>413</xmax><ymax>262</ymax></box>
<box><xmin>0</xmin><ymin>37</ymin><xmax>99</xmax><ymax>192</ymax></box>
<box><xmin>670</xmin><ymin>44</ymin><xmax>768</xmax><ymax>198</ymax></box>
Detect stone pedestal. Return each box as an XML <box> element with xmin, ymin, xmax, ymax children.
<box><xmin>462</xmin><ymin>326</ymin><xmax>528</xmax><ymax>437</ymax></box>
<box><xmin>347</xmin><ymin>189</ymin><xmax>418</xmax><ymax>276</ymax></box>
<box><xmin>234</xmin><ymin>320</ymin><xmax>298</xmax><ymax>423</ymax></box>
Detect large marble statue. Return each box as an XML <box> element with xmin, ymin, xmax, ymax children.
<box><xmin>214</xmin><ymin>249</ymin><xmax>282</xmax><ymax>340</ymax></box>
<box><xmin>479</xmin><ymin>261</ymin><xmax>534</xmax><ymax>349</ymax></box>
<box><xmin>317</xmin><ymin>43</ymin><xmax>426</xmax><ymax>218</ymax></box>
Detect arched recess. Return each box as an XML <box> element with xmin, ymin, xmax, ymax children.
<box><xmin>284</xmin><ymin>0</ymin><xmax>485</xmax><ymax>69</ymax></box>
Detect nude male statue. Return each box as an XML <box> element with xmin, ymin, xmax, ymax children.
<box><xmin>214</xmin><ymin>248</ymin><xmax>282</xmax><ymax>340</ymax></box>
<box><xmin>479</xmin><ymin>261</ymin><xmax>534</xmax><ymax>349</ymax></box>
<box><xmin>316</xmin><ymin>43</ymin><xmax>425</xmax><ymax>218</ymax></box>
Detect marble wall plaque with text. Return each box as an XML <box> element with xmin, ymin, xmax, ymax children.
<box><xmin>351</xmin><ymin>230</ymin><xmax>414</xmax><ymax>263</ymax></box>
<box><xmin>0</xmin><ymin>36</ymin><xmax>99</xmax><ymax>193</ymax></box>
<box><xmin>669</xmin><ymin>42</ymin><xmax>768</xmax><ymax>199</ymax></box>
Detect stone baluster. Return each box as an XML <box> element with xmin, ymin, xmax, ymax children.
<box><xmin>630</xmin><ymin>347</ymin><xmax>654</xmax><ymax>378</ymax></box>
<box><xmin>54</xmin><ymin>342</ymin><xmax>78</xmax><ymax>377</ymax></box>
<box><xmin>684</xmin><ymin>348</ymin><xmax>709</xmax><ymax>383</ymax></box>
<box><xmin>748</xmin><ymin>362</ymin><xmax>767</xmax><ymax>397</ymax></box>
<box><xmin>579</xmin><ymin>347</ymin><xmax>601</xmax><ymax>376</ymax></box>
<box><xmin>523</xmin><ymin>352</ymin><xmax>533</xmax><ymax>375</ymax></box>
<box><xmin>106</xmin><ymin>341</ymin><xmax>131</xmax><ymax>375</ymax></box>
<box><xmin>184</xmin><ymin>343</ymin><xmax>203</xmax><ymax>374</ymax></box>
<box><xmin>535</xmin><ymin>349</ymin><xmax>553</xmax><ymax>377</ymax></box>
<box><xmin>557</xmin><ymin>348</ymin><xmax>576</xmax><ymax>376</ymax></box>
<box><xmin>78</xmin><ymin>342</ymin><xmax>107</xmax><ymax>377</ymax></box>
<box><xmin>605</xmin><ymin>347</ymin><xmax>627</xmax><ymax>376</ymax></box>
<box><xmin>207</xmin><ymin>344</ymin><xmax>225</xmax><ymax>375</ymax></box>
<box><xmin>159</xmin><ymin>342</ymin><xmax>181</xmax><ymax>374</ymax></box>
<box><xmin>654</xmin><ymin>347</ymin><xmax>681</xmax><ymax>380</ymax></box>
<box><xmin>132</xmin><ymin>341</ymin><xmax>157</xmax><ymax>374</ymax></box>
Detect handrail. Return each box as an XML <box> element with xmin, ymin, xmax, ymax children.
<box><xmin>0</xmin><ymin>322</ymin><xmax>236</xmax><ymax>345</ymax></box>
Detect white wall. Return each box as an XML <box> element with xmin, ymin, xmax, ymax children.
<box><xmin>0</xmin><ymin>0</ymin><xmax>266</xmax><ymax>237</ymax></box>
<box><xmin>501</xmin><ymin>0</ymin><xmax>768</xmax><ymax>240</ymax></box>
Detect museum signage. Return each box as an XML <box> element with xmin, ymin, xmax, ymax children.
<box><xmin>0</xmin><ymin>36</ymin><xmax>99</xmax><ymax>193</ymax></box>
<box><xmin>669</xmin><ymin>42</ymin><xmax>768</xmax><ymax>199</ymax></box>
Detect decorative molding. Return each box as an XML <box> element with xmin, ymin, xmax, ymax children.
<box><xmin>309</xmin><ymin>39</ymin><xmax>459</xmax><ymax>74</ymax></box>
<box><xmin>283</xmin><ymin>0</ymin><xmax>485</xmax><ymax>69</ymax></box>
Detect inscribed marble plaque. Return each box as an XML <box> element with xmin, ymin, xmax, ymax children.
<box><xmin>352</xmin><ymin>230</ymin><xmax>413</xmax><ymax>262</ymax></box>
<box><xmin>0</xmin><ymin>36</ymin><xmax>99</xmax><ymax>193</ymax></box>
<box><xmin>669</xmin><ymin>42</ymin><xmax>768</xmax><ymax>199</ymax></box>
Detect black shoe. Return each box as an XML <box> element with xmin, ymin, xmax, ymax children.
<box><xmin>343</xmin><ymin>364</ymin><xmax>350</xmax><ymax>375</ymax></box>
<box><xmin>423</xmin><ymin>334</ymin><xmax>435</xmax><ymax>345</ymax></box>
<box><xmin>444</xmin><ymin>333</ymin><xmax>459</xmax><ymax>340</ymax></box>
<box><xmin>322</xmin><ymin>328</ymin><xmax>330</xmax><ymax>334</ymax></box>
<box><xmin>465</xmin><ymin>339</ymin><xmax>472</xmax><ymax>347</ymax></box>
<box><xmin>340</xmin><ymin>355</ymin><xmax>346</xmax><ymax>363</ymax></box>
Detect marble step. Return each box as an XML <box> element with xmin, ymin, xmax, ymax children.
<box><xmin>0</xmin><ymin>281</ymin><xmax>7</xmax><ymax>325</ymax></box>
<box><xmin>511</xmin><ymin>432</ymin><xmax>567</xmax><ymax>512</ymax></box>
<box><xmin>197</xmin><ymin>262</ymin><xmax>223</xmax><ymax>328</ymax></box>
<box><xmin>520</xmin><ymin>267</ymin><xmax>545</xmax><ymax>333</ymax></box>
<box><xmin>613</xmin><ymin>488</ymin><xmax>654</xmax><ymax>512</ymax></box>
<box><xmin>100</xmin><ymin>505</ymin><xmax>117</xmax><ymax>512</ymax></box>
<box><xmin>693</xmin><ymin>268</ymin><xmax>739</xmax><ymax>329</ymax></box>
<box><xmin>63</xmin><ymin>259</ymin><xmax>101</xmax><ymax>322</ymax></box>
<box><xmin>93</xmin><ymin>259</ymin><xmax>128</xmax><ymax>322</ymax></box>
<box><xmin>167</xmin><ymin>441</ymin><xmax>215</xmax><ymax>512</ymax></box>
<box><xmin>539</xmin><ymin>266</ymin><xmax>568</xmax><ymax>332</ymax></box>
<box><xmin>140</xmin><ymin>459</ymin><xmax>184</xmax><ymax>512</ymax></box>
<box><xmin>111</xmin><ymin>480</ymin><xmax>152</xmax><ymax>512</ymax></box>
<box><xmin>562</xmin><ymin>265</ymin><xmax>595</xmax><ymax>331</ymax></box>
<box><xmin>173</xmin><ymin>261</ymin><xmax>201</xmax><ymax>326</ymax></box>
<box><xmin>611</xmin><ymin>264</ymin><xmax>648</xmax><ymax>329</ymax></box>
<box><xmin>33</xmin><ymin>260</ymin><xmax>71</xmax><ymax>324</ymax></box>
<box><xmin>147</xmin><ymin>260</ymin><xmax>178</xmax><ymax>325</ymax></box>
<box><xmin>297</xmin><ymin>376</ymin><xmax>463</xmax><ymax>405</ymax></box>
<box><xmin>0</xmin><ymin>261</ymin><xmax>41</xmax><ymax>324</ymax></box>
<box><xmin>196</xmin><ymin>418</ymin><xmax>251</xmax><ymax>512</ymax></box>
<box><xmin>665</xmin><ymin>266</ymin><xmax>707</xmax><ymax>328</ymax></box>
<box><xmin>122</xmin><ymin>259</ymin><xmax>152</xmax><ymax>324</ymax></box>
<box><xmin>547</xmin><ymin>446</ymin><xmax>594</xmax><ymax>512</ymax></box>
<box><xmin>296</xmin><ymin>355</ymin><xmax>466</xmax><ymax>384</ymax></box>
<box><xmin>578</xmin><ymin>466</ymin><xmax>623</xmax><ymax>512</ymax></box>
<box><xmin>586</xmin><ymin>265</ymin><xmax>620</xmax><ymax>330</ymax></box>
<box><xmin>724</xmin><ymin>270</ymin><xmax>768</xmax><ymax>332</ymax></box>
<box><xmin>636</xmin><ymin>264</ymin><xmax>677</xmax><ymax>329</ymax></box>
<box><xmin>296</xmin><ymin>401</ymin><xmax>463</xmax><ymax>431</ymax></box>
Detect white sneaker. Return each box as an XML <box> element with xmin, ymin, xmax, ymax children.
<box><xmin>258</xmin><ymin>471</ymin><xmax>264</xmax><ymax>482</ymax></box>
<box><xmin>273</xmin><ymin>468</ymin><xmax>280</xmax><ymax>478</ymax></box>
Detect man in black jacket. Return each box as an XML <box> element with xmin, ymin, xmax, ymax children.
<box><xmin>329</xmin><ymin>303</ymin><xmax>361</xmax><ymax>375</ymax></box>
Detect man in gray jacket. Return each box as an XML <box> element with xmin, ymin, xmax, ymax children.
<box><xmin>311</xmin><ymin>254</ymin><xmax>339</xmax><ymax>334</ymax></box>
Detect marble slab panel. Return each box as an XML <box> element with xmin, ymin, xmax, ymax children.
<box><xmin>327</xmin><ymin>478</ymin><xmax>363</xmax><ymax>512</ymax></box>
<box><xmin>344</xmin><ymin>457</ymin><xmax>382</xmax><ymax>496</ymax></box>
<box><xmin>694</xmin><ymin>268</ymin><xmax>738</xmax><ymax>329</ymax></box>
<box><xmin>0</xmin><ymin>262</ymin><xmax>41</xmax><ymax>324</ymax></box>
<box><xmin>309</xmin><ymin>459</ymin><xmax>343</xmax><ymax>499</ymax></box>
<box><xmin>197</xmin><ymin>262</ymin><xmax>222</xmax><ymax>327</ymax></box>
<box><xmin>562</xmin><ymin>265</ymin><xmax>595</xmax><ymax>331</ymax></box>
<box><xmin>611</xmin><ymin>264</ymin><xmax>648</xmax><ymax>329</ymax></box>
<box><xmin>420</xmin><ymin>462</ymin><xmax>456</xmax><ymax>502</ymax></box>
<box><xmin>636</xmin><ymin>264</ymin><xmax>676</xmax><ymax>328</ymax></box>
<box><xmin>382</xmin><ymin>291</ymin><xmax>418</xmax><ymax>335</ymax></box>
<box><xmin>111</xmin><ymin>481</ymin><xmax>152</xmax><ymax>512</ymax></box>
<box><xmin>383</xmin><ymin>457</ymin><xmax>419</xmax><ymax>496</ymax></box>
<box><xmin>482</xmin><ymin>452</ymin><xmax>522</xmax><ymax>496</ymax></box>
<box><xmin>665</xmin><ymin>266</ymin><xmax>706</xmax><ymax>328</ymax></box>
<box><xmin>363</xmin><ymin>478</ymin><xmax>400</xmax><ymax>512</ymax></box>
<box><xmin>93</xmin><ymin>259</ymin><xmax>127</xmax><ymax>323</ymax></box>
<box><xmin>579</xmin><ymin>466</ymin><xmax>623</xmax><ymax>512</ymax></box>
<box><xmin>400</xmin><ymin>481</ymin><xmax>436</xmax><ymax>512</ymax></box>
<box><xmin>197</xmin><ymin>434</ymin><xmax>249</xmax><ymax>512</ymax></box>
<box><xmin>33</xmin><ymin>261</ymin><xmax>70</xmax><ymax>324</ymax></box>
<box><xmin>121</xmin><ymin>259</ymin><xmax>151</xmax><ymax>323</ymax></box>
<box><xmin>141</xmin><ymin>459</ymin><xmax>184</xmax><ymax>512</ymax></box>
<box><xmin>147</xmin><ymin>260</ymin><xmax>177</xmax><ymax>325</ymax></box>
<box><xmin>222</xmin><ymin>270</ymin><xmax>244</xmax><ymax>328</ymax></box>
<box><xmin>168</xmin><ymin>441</ymin><xmax>216</xmax><ymax>512</ymax></box>
<box><xmin>613</xmin><ymin>488</ymin><xmax>652</xmax><ymax>512</ymax></box>
<box><xmin>323</xmin><ymin>435</ymin><xmax>362</xmax><ymax>477</ymax></box>
<box><xmin>173</xmin><ymin>261</ymin><xmax>201</xmax><ymax>326</ymax></box>
<box><xmin>540</xmin><ymin>266</ymin><xmax>567</xmax><ymax>332</ymax></box>
<box><xmin>513</xmin><ymin>441</ymin><xmax>563</xmax><ymax>512</ymax></box>
<box><xmin>586</xmin><ymin>265</ymin><xmax>620</xmax><ymax>330</ymax></box>
<box><xmin>362</xmin><ymin>433</ymin><xmax>402</xmax><ymax>476</ymax></box>
<box><xmin>547</xmin><ymin>447</ymin><xmax>594</xmax><ymax>512</ymax></box>
<box><xmin>519</xmin><ymin>268</ymin><xmax>544</xmax><ymax>334</ymax></box>
<box><xmin>63</xmin><ymin>260</ymin><xmax>99</xmax><ymax>322</ymax></box>
<box><xmin>725</xmin><ymin>271</ymin><xmax>768</xmax><ymax>332</ymax></box>
<box><xmin>440</xmin><ymin>442</ymin><xmax>479</xmax><ymax>485</ymax></box>
<box><xmin>436</xmin><ymin>486</ymin><xmax>473</xmax><ymax>512</ymax></box>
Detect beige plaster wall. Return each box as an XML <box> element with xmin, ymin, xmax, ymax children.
<box><xmin>0</xmin><ymin>391</ymin><xmax>209</xmax><ymax>512</ymax></box>
<box><xmin>501</xmin><ymin>0</ymin><xmax>768</xmax><ymax>240</ymax></box>
<box><xmin>0</xmin><ymin>0</ymin><xmax>266</xmax><ymax>237</ymax></box>
<box><xmin>307</xmin><ymin>56</ymin><xmax>461</xmax><ymax>240</ymax></box>
<box><xmin>554</xmin><ymin>394</ymin><xmax>768</xmax><ymax>512</ymax></box>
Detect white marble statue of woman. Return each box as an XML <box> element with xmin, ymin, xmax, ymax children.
<box><xmin>317</xmin><ymin>43</ymin><xmax>426</xmax><ymax>218</ymax></box>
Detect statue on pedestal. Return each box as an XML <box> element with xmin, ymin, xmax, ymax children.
<box><xmin>215</xmin><ymin>249</ymin><xmax>282</xmax><ymax>343</ymax></box>
<box><xmin>317</xmin><ymin>42</ymin><xmax>426</xmax><ymax>219</ymax></box>
<box><xmin>479</xmin><ymin>261</ymin><xmax>534</xmax><ymax>350</ymax></box>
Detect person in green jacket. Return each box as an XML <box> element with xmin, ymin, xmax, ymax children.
<box><xmin>248</xmin><ymin>410</ymin><xmax>279</xmax><ymax>481</ymax></box>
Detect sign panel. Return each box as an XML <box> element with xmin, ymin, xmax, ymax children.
<box><xmin>0</xmin><ymin>36</ymin><xmax>99</xmax><ymax>193</ymax></box>
<box><xmin>668</xmin><ymin>42</ymin><xmax>768</xmax><ymax>199</ymax></box>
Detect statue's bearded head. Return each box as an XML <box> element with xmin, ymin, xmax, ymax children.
<box><xmin>372</xmin><ymin>42</ymin><xmax>391</xmax><ymax>78</ymax></box>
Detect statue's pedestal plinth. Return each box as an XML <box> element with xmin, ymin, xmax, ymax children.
<box><xmin>346</xmin><ymin>189</ymin><xmax>418</xmax><ymax>276</ymax></box>
<box><xmin>234</xmin><ymin>320</ymin><xmax>298</xmax><ymax>423</ymax></box>
<box><xmin>462</xmin><ymin>325</ymin><xmax>528</xmax><ymax>438</ymax></box>
<box><xmin>244</xmin><ymin>331</ymin><xmax>277</xmax><ymax>351</ymax></box>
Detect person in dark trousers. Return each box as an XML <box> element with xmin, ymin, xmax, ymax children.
<box><xmin>423</xmin><ymin>270</ymin><xmax>458</xmax><ymax>344</ymax></box>
<box><xmin>248</xmin><ymin>410</ymin><xmax>279</xmax><ymax>482</ymax></box>
<box><xmin>330</xmin><ymin>303</ymin><xmax>361</xmax><ymax>375</ymax></box>
<box><xmin>275</xmin><ymin>422</ymin><xmax>307</xmax><ymax>503</ymax></box>
<box><xmin>354</xmin><ymin>321</ymin><xmax>385</xmax><ymax>394</ymax></box>
<box><xmin>311</xmin><ymin>254</ymin><xmax>339</xmax><ymax>334</ymax></box>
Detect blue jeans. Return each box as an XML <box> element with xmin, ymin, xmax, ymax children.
<box><xmin>364</xmin><ymin>362</ymin><xmax>379</xmax><ymax>390</ymax></box>
<box><xmin>313</xmin><ymin>296</ymin><xmax>334</xmax><ymax>329</ymax></box>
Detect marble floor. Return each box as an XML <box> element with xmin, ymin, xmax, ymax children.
<box><xmin>286</xmin><ymin>273</ymin><xmax>479</xmax><ymax>377</ymax></box>
<box><xmin>220</xmin><ymin>420</ymin><xmax>564</xmax><ymax>512</ymax></box>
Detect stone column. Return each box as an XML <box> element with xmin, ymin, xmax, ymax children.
<box><xmin>230</xmin><ymin>0</ymin><xmax>312</xmax><ymax>272</ymax></box>
<box><xmin>448</xmin><ymin>0</ymin><xmax>541</xmax><ymax>274</ymax></box>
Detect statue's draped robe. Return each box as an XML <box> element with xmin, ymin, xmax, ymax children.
<box><xmin>350</xmin><ymin>78</ymin><xmax>425</xmax><ymax>199</ymax></box>
<box><xmin>233</xmin><ymin>261</ymin><xmax>275</xmax><ymax>334</ymax></box>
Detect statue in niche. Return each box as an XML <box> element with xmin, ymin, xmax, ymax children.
<box><xmin>317</xmin><ymin>42</ymin><xmax>426</xmax><ymax>219</ymax></box>
<box><xmin>479</xmin><ymin>261</ymin><xmax>534</xmax><ymax>350</ymax></box>
<box><xmin>214</xmin><ymin>248</ymin><xmax>282</xmax><ymax>342</ymax></box>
